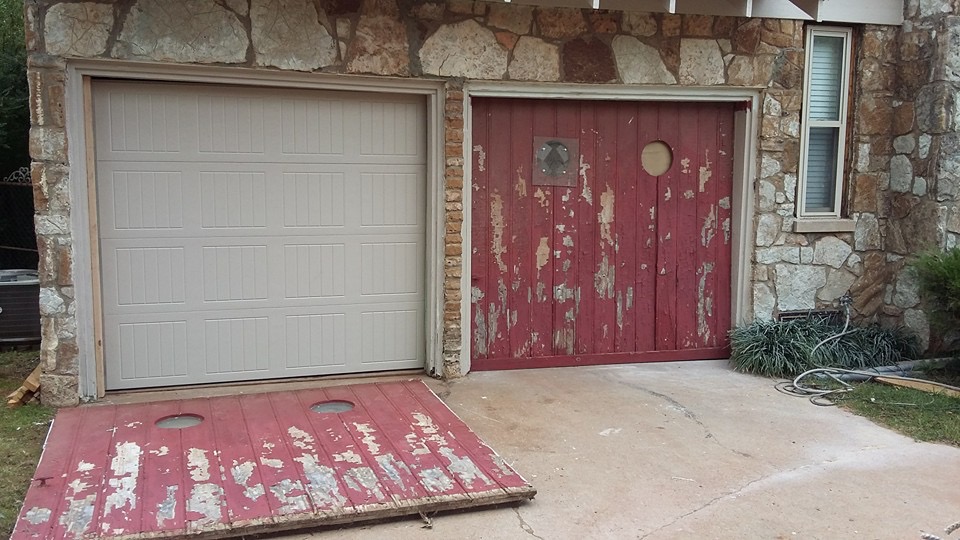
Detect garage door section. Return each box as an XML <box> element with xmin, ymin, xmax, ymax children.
<box><xmin>471</xmin><ymin>98</ymin><xmax>734</xmax><ymax>369</ymax></box>
<box><xmin>94</xmin><ymin>81</ymin><xmax>426</xmax><ymax>390</ymax></box>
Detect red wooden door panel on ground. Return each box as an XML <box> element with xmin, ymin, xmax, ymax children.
<box><xmin>470</xmin><ymin>98</ymin><xmax>734</xmax><ymax>369</ymax></box>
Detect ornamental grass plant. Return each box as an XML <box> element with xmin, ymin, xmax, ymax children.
<box><xmin>729</xmin><ymin>317</ymin><xmax>919</xmax><ymax>378</ymax></box>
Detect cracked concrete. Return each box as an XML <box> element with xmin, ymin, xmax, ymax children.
<box><xmin>261</xmin><ymin>361</ymin><xmax>960</xmax><ymax>539</ymax></box>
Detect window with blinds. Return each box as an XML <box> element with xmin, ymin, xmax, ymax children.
<box><xmin>799</xmin><ymin>28</ymin><xmax>851</xmax><ymax>217</ymax></box>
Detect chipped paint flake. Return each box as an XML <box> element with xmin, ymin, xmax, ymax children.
<box><xmin>294</xmin><ymin>454</ymin><xmax>347</xmax><ymax>508</ymax></box>
<box><xmin>696</xmin><ymin>262</ymin><xmax>716</xmax><ymax>344</ymax></box>
<box><xmin>376</xmin><ymin>453</ymin><xmax>413</xmax><ymax>492</ymax></box>
<box><xmin>535</xmin><ymin>237</ymin><xmax>550</xmax><ymax>276</ymax></box>
<box><xmin>598</xmin><ymin>185</ymin><xmax>615</xmax><ymax>247</ymax></box>
<box><xmin>231</xmin><ymin>460</ymin><xmax>265</xmax><ymax>501</ymax></box>
<box><xmin>490</xmin><ymin>454</ymin><xmax>517</xmax><ymax>477</ymax></box>
<box><xmin>553</xmin><ymin>328</ymin><xmax>575</xmax><ymax>355</ymax></box>
<box><xmin>514</xmin><ymin>166</ymin><xmax>527</xmax><ymax>197</ymax></box>
<box><xmin>288</xmin><ymin>426</ymin><xmax>316</xmax><ymax>450</ymax></box>
<box><xmin>562</xmin><ymin>235</ymin><xmax>574</xmax><ymax>248</ymax></box>
<box><xmin>616</xmin><ymin>291</ymin><xmax>624</xmax><ymax>332</ymax></box>
<box><xmin>187</xmin><ymin>448</ymin><xmax>211</xmax><ymax>482</ymax></box>
<box><xmin>353</xmin><ymin>423</ymin><xmax>382</xmax><ymax>455</ymax></box>
<box><xmin>473</xmin><ymin>306</ymin><xmax>487</xmax><ymax>356</ymax></box>
<box><xmin>186</xmin><ymin>483</ymin><xmax>223</xmax><ymax>527</ymax></box>
<box><xmin>24</xmin><ymin>506</ymin><xmax>51</xmax><ymax>525</ymax></box>
<box><xmin>59</xmin><ymin>494</ymin><xmax>96</xmax><ymax>537</ymax></box>
<box><xmin>333</xmin><ymin>450</ymin><xmax>363</xmax><ymax>464</ymax></box>
<box><xmin>680</xmin><ymin>157</ymin><xmax>691</xmax><ymax>173</ymax></box>
<box><xmin>103</xmin><ymin>441</ymin><xmax>141</xmax><ymax>518</ymax></box>
<box><xmin>471</xmin><ymin>286</ymin><xmax>484</xmax><ymax>303</ymax></box>
<box><xmin>579</xmin><ymin>155</ymin><xmax>593</xmax><ymax>205</ymax></box>
<box><xmin>698</xmin><ymin>150</ymin><xmax>713</xmax><ymax>192</ymax></box>
<box><xmin>722</xmin><ymin>217</ymin><xmax>731</xmax><ymax>244</ymax></box>
<box><xmin>439</xmin><ymin>447</ymin><xmax>493</xmax><ymax>489</ymax></box>
<box><xmin>473</xmin><ymin>144</ymin><xmax>486</xmax><ymax>171</ymax></box>
<box><xmin>149</xmin><ymin>446</ymin><xmax>169</xmax><ymax>457</ymax></box>
<box><xmin>683</xmin><ymin>189</ymin><xmax>694</xmax><ymax>199</ymax></box>
<box><xmin>419</xmin><ymin>467</ymin><xmax>455</xmax><ymax>493</ymax></box>
<box><xmin>76</xmin><ymin>461</ymin><xmax>95</xmax><ymax>473</ymax></box>
<box><xmin>156</xmin><ymin>485</ymin><xmax>178</xmax><ymax>528</ymax></box>
<box><xmin>260</xmin><ymin>457</ymin><xmax>284</xmax><ymax>469</ymax></box>
<box><xmin>554</xmin><ymin>284</ymin><xmax>576</xmax><ymax>302</ymax></box>
<box><xmin>344</xmin><ymin>466</ymin><xmax>386</xmax><ymax>501</ymax></box>
<box><xmin>700</xmin><ymin>205</ymin><xmax>717</xmax><ymax>247</ymax></box>
<box><xmin>490</xmin><ymin>192</ymin><xmax>508</xmax><ymax>273</ymax></box>
<box><xmin>718</xmin><ymin>196</ymin><xmax>730</xmax><ymax>209</ymax></box>
<box><xmin>594</xmin><ymin>253</ymin><xmax>615</xmax><ymax>299</ymax></box>
<box><xmin>534</xmin><ymin>187</ymin><xmax>549</xmax><ymax>207</ymax></box>
<box><xmin>270</xmin><ymin>478</ymin><xmax>311</xmax><ymax>514</ymax></box>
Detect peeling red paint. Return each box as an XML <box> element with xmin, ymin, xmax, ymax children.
<box><xmin>13</xmin><ymin>382</ymin><xmax>535</xmax><ymax>539</ymax></box>
<box><xmin>471</xmin><ymin>99</ymin><xmax>733</xmax><ymax>369</ymax></box>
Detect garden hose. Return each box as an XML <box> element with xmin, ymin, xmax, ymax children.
<box><xmin>809</xmin><ymin>293</ymin><xmax>857</xmax><ymax>363</ymax></box>
<box><xmin>776</xmin><ymin>367</ymin><xmax>949</xmax><ymax>406</ymax></box>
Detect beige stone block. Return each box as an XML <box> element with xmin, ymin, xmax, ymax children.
<box><xmin>44</xmin><ymin>2</ymin><xmax>114</xmax><ymax>57</ymax></box>
<box><xmin>679</xmin><ymin>39</ymin><xmax>724</xmax><ymax>85</ymax></box>
<box><xmin>508</xmin><ymin>37</ymin><xmax>560</xmax><ymax>82</ymax></box>
<box><xmin>420</xmin><ymin>20</ymin><xmax>507</xmax><ymax>79</ymax></box>
<box><xmin>612</xmin><ymin>35</ymin><xmax>676</xmax><ymax>85</ymax></box>
<box><xmin>114</xmin><ymin>0</ymin><xmax>248</xmax><ymax>64</ymax></box>
<box><xmin>252</xmin><ymin>0</ymin><xmax>337</xmax><ymax>71</ymax></box>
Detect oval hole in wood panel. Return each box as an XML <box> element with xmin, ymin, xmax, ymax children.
<box><xmin>310</xmin><ymin>400</ymin><xmax>355</xmax><ymax>413</ymax></box>
<box><xmin>156</xmin><ymin>414</ymin><xmax>204</xmax><ymax>429</ymax></box>
<box><xmin>641</xmin><ymin>141</ymin><xmax>673</xmax><ymax>176</ymax></box>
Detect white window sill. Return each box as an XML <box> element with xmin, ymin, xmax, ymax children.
<box><xmin>793</xmin><ymin>218</ymin><xmax>856</xmax><ymax>233</ymax></box>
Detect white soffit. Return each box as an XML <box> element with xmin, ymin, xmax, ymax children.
<box><xmin>499</xmin><ymin>0</ymin><xmax>904</xmax><ymax>25</ymax></box>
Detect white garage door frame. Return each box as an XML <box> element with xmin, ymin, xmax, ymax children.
<box><xmin>65</xmin><ymin>61</ymin><xmax>448</xmax><ymax>399</ymax></box>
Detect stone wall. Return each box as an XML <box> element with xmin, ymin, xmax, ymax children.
<box><xmin>26</xmin><ymin>0</ymin><xmax>916</xmax><ymax>405</ymax></box>
<box><xmin>872</xmin><ymin>0</ymin><xmax>960</xmax><ymax>351</ymax></box>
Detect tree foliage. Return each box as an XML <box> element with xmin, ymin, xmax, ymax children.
<box><xmin>913</xmin><ymin>247</ymin><xmax>960</xmax><ymax>333</ymax></box>
<box><xmin>0</xmin><ymin>0</ymin><xmax>29</xmax><ymax>177</ymax></box>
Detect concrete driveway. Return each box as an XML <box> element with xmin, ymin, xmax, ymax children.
<box><xmin>283</xmin><ymin>360</ymin><xmax>960</xmax><ymax>540</ymax></box>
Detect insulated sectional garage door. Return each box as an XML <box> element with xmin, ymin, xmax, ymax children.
<box><xmin>93</xmin><ymin>81</ymin><xmax>427</xmax><ymax>390</ymax></box>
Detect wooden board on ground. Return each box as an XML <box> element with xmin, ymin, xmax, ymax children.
<box><xmin>11</xmin><ymin>380</ymin><xmax>536</xmax><ymax>539</ymax></box>
<box><xmin>874</xmin><ymin>376</ymin><xmax>960</xmax><ymax>399</ymax></box>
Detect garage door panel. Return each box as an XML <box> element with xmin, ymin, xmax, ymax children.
<box><xmin>471</xmin><ymin>98</ymin><xmax>732</xmax><ymax>369</ymax></box>
<box><xmin>95</xmin><ymin>81</ymin><xmax>427</xmax><ymax>390</ymax></box>
<box><xmin>203</xmin><ymin>316</ymin><xmax>271</xmax><ymax>374</ymax></box>
<box><xmin>358</xmin><ymin>100</ymin><xmax>425</xmax><ymax>157</ymax></box>
<box><xmin>283</xmin><ymin>313</ymin><xmax>347</xmax><ymax>369</ymax></box>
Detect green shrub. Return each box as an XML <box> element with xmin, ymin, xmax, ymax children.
<box><xmin>729</xmin><ymin>317</ymin><xmax>919</xmax><ymax>378</ymax></box>
<box><xmin>913</xmin><ymin>247</ymin><xmax>960</xmax><ymax>332</ymax></box>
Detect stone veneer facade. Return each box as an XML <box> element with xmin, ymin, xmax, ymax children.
<box><xmin>23</xmin><ymin>0</ymin><xmax>956</xmax><ymax>406</ymax></box>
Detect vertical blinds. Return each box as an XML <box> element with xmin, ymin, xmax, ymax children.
<box><xmin>808</xmin><ymin>35</ymin><xmax>844</xmax><ymax>121</ymax></box>
<box><xmin>803</xmin><ymin>31</ymin><xmax>847</xmax><ymax>214</ymax></box>
<box><xmin>804</xmin><ymin>127</ymin><xmax>839</xmax><ymax>212</ymax></box>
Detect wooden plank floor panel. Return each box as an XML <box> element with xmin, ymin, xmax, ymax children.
<box><xmin>12</xmin><ymin>380</ymin><xmax>535</xmax><ymax>539</ymax></box>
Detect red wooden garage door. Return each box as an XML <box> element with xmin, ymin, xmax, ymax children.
<box><xmin>470</xmin><ymin>98</ymin><xmax>734</xmax><ymax>370</ymax></box>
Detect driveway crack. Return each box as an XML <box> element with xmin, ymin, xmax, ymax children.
<box><xmin>514</xmin><ymin>506</ymin><xmax>544</xmax><ymax>540</ymax></box>
<box><xmin>637</xmin><ymin>474</ymin><xmax>768</xmax><ymax>539</ymax></box>
<box><xmin>604</xmin><ymin>375</ymin><xmax>752</xmax><ymax>459</ymax></box>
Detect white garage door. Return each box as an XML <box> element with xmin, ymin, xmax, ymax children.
<box><xmin>93</xmin><ymin>81</ymin><xmax>427</xmax><ymax>390</ymax></box>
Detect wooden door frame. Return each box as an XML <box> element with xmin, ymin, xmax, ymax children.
<box><xmin>461</xmin><ymin>82</ymin><xmax>761</xmax><ymax>372</ymax></box>
<box><xmin>65</xmin><ymin>60</ymin><xmax>446</xmax><ymax>399</ymax></box>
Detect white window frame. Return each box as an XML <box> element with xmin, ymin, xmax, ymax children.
<box><xmin>797</xmin><ymin>26</ymin><xmax>853</xmax><ymax>219</ymax></box>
